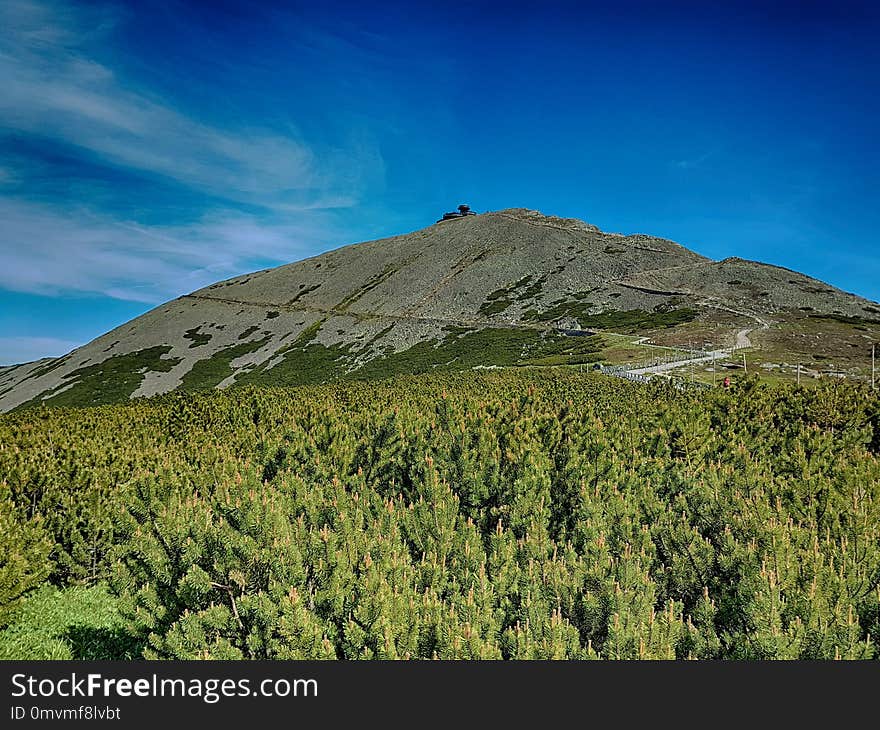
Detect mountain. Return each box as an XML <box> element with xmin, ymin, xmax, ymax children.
<box><xmin>2</xmin><ymin>207</ymin><xmax>878</xmax><ymax>411</ymax></box>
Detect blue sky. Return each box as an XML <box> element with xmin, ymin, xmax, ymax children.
<box><xmin>1</xmin><ymin>0</ymin><xmax>878</xmax><ymax>364</ymax></box>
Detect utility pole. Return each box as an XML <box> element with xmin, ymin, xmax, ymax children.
<box><xmin>742</xmin><ymin>352</ymin><xmax>748</xmax><ymax>374</ymax></box>
<box><xmin>873</xmin><ymin>342</ymin><xmax>876</xmax><ymax>391</ymax></box>
<box><xmin>797</xmin><ymin>362</ymin><xmax>800</xmax><ymax>386</ymax></box>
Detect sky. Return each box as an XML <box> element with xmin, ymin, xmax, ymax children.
<box><xmin>1</xmin><ymin>0</ymin><xmax>878</xmax><ymax>365</ymax></box>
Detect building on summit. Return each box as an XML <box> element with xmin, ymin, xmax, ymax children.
<box><xmin>438</xmin><ymin>204</ymin><xmax>476</xmax><ymax>222</ymax></box>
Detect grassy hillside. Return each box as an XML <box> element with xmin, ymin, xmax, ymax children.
<box><xmin>1</xmin><ymin>371</ymin><xmax>879</xmax><ymax>659</ymax></box>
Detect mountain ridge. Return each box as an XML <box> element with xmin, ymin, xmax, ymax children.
<box><xmin>2</xmin><ymin>207</ymin><xmax>878</xmax><ymax>410</ymax></box>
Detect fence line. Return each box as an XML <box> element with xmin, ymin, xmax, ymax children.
<box><xmin>598</xmin><ymin>364</ymin><xmax>712</xmax><ymax>391</ymax></box>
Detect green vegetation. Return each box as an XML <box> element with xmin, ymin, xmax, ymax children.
<box><xmin>9</xmin><ymin>311</ymin><xmax>694</xmax><ymax>412</ymax></box>
<box><xmin>2</xmin><ymin>371</ymin><xmax>879</xmax><ymax>659</ymax></box>
<box><xmin>179</xmin><ymin>337</ymin><xmax>271</xmax><ymax>391</ymax></box>
<box><xmin>478</xmin><ymin>280</ymin><xmax>522</xmax><ymax>317</ymax></box>
<box><xmin>183</xmin><ymin>326</ymin><xmax>212</xmax><ymax>348</ymax></box>
<box><xmin>597</xmin><ymin>332</ymin><xmax>678</xmax><ymax>366</ymax></box>
<box><xmin>0</xmin><ymin>484</ymin><xmax>51</xmax><ymax>625</ymax></box>
<box><xmin>745</xmin><ymin>314</ymin><xmax>880</xmax><ymax>383</ymax></box>
<box><xmin>238</xmin><ymin>325</ymin><xmax>261</xmax><ymax>340</ymax></box>
<box><xmin>524</xmin><ymin>303</ymin><xmax>697</xmax><ymax>332</ymax></box>
<box><xmin>19</xmin><ymin>347</ymin><xmax>180</xmax><ymax>410</ymax></box>
<box><xmin>237</xmin><ymin>322</ymin><xmax>353</xmax><ymax>388</ymax></box>
<box><xmin>810</xmin><ymin>313</ymin><xmax>880</xmax><ymax>326</ymax></box>
<box><xmin>525</xmin><ymin>298</ymin><xmax>595</xmax><ymax>323</ymax></box>
<box><xmin>362</xmin><ymin>327</ymin><xmax>525</xmax><ymax>377</ymax></box>
<box><xmin>579</xmin><ymin>307</ymin><xmax>697</xmax><ymax>331</ymax></box>
<box><xmin>0</xmin><ymin>585</ymin><xmax>139</xmax><ymax>660</ymax></box>
<box><xmin>478</xmin><ymin>275</ymin><xmax>547</xmax><ymax>317</ymax></box>
<box><xmin>21</xmin><ymin>355</ymin><xmax>70</xmax><ymax>382</ymax></box>
<box><xmin>478</xmin><ymin>297</ymin><xmax>514</xmax><ymax>316</ymax></box>
<box><xmin>520</xmin><ymin>278</ymin><xmax>546</xmax><ymax>299</ymax></box>
<box><xmin>235</xmin><ymin>324</ymin><xmax>601</xmax><ymax>387</ymax></box>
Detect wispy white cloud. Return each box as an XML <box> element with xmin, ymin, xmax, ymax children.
<box><xmin>0</xmin><ymin>335</ymin><xmax>82</xmax><ymax>365</ymax></box>
<box><xmin>0</xmin><ymin>197</ymin><xmax>341</xmax><ymax>303</ymax></box>
<box><xmin>0</xmin><ymin>0</ymin><xmax>388</xmax><ymax>319</ymax></box>
<box><xmin>0</xmin><ymin>0</ymin><xmax>382</xmax><ymax>211</ymax></box>
<box><xmin>671</xmin><ymin>149</ymin><xmax>718</xmax><ymax>170</ymax></box>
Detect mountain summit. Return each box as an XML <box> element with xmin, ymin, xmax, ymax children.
<box><xmin>2</xmin><ymin>208</ymin><xmax>878</xmax><ymax>410</ymax></box>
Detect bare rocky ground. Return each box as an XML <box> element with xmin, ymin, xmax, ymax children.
<box><xmin>2</xmin><ymin>208</ymin><xmax>878</xmax><ymax>410</ymax></box>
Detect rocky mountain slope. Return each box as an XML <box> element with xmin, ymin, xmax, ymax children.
<box><xmin>2</xmin><ymin>208</ymin><xmax>878</xmax><ymax>410</ymax></box>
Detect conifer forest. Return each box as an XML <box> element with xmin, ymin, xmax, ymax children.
<box><xmin>1</xmin><ymin>371</ymin><xmax>879</xmax><ymax>660</ymax></box>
